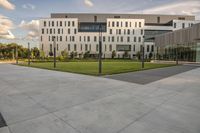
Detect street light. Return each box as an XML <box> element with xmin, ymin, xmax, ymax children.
<box><xmin>142</xmin><ymin>35</ymin><xmax>145</xmax><ymax>68</ymax></box>
<box><xmin>28</xmin><ymin>42</ymin><xmax>30</xmax><ymax>66</ymax></box>
<box><xmin>53</xmin><ymin>36</ymin><xmax>56</xmax><ymax>68</ymax></box>
<box><xmin>176</xmin><ymin>44</ymin><xmax>179</xmax><ymax>65</ymax></box>
<box><xmin>99</xmin><ymin>24</ymin><xmax>103</xmax><ymax>75</ymax></box>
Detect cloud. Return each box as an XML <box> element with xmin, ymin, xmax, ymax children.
<box><xmin>0</xmin><ymin>14</ymin><xmax>15</xmax><ymax>39</ymax></box>
<box><xmin>22</xmin><ymin>3</ymin><xmax>35</xmax><ymax>10</ymax></box>
<box><xmin>0</xmin><ymin>0</ymin><xmax>15</xmax><ymax>10</ymax></box>
<box><xmin>19</xmin><ymin>20</ymin><xmax>39</xmax><ymax>40</ymax></box>
<box><xmin>84</xmin><ymin>0</ymin><xmax>93</xmax><ymax>7</ymax></box>
<box><xmin>141</xmin><ymin>0</ymin><xmax>200</xmax><ymax>19</ymax></box>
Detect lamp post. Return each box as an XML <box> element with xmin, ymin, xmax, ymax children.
<box><xmin>142</xmin><ymin>36</ymin><xmax>145</xmax><ymax>68</ymax></box>
<box><xmin>176</xmin><ymin>44</ymin><xmax>178</xmax><ymax>65</ymax></box>
<box><xmin>53</xmin><ymin>36</ymin><xmax>56</xmax><ymax>68</ymax></box>
<box><xmin>16</xmin><ymin>45</ymin><xmax>18</xmax><ymax>64</ymax></box>
<box><xmin>99</xmin><ymin>24</ymin><xmax>102</xmax><ymax>75</ymax></box>
<box><xmin>28</xmin><ymin>42</ymin><xmax>30</xmax><ymax>66</ymax></box>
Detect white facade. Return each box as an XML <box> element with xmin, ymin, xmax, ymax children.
<box><xmin>39</xmin><ymin>15</ymin><xmax>199</xmax><ymax>59</ymax></box>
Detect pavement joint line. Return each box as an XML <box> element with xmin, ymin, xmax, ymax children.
<box><xmin>116</xmin><ymin>91</ymin><xmax>181</xmax><ymax>133</ymax></box>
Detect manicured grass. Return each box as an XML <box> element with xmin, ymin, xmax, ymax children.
<box><xmin>19</xmin><ymin>61</ymin><xmax>175</xmax><ymax>76</ymax></box>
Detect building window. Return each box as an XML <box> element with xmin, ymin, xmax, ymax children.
<box><xmin>57</xmin><ymin>44</ymin><xmax>59</xmax><ymax>51</ymax></box>
<box><xmin>157</xmin><ymin>17</ymin><xmax>160</xmax><ymax>23</ymax></box>
<box><xmin>133</xmin><ymin>45</ymin><xmax>135</xmax><ymax>51</ymax></box>
<box><xmin>68</xmin><ymin>21</ymin><xmax>70</xmax><ymax>26</ymax></box>
<box><xmin>141</xmin><ymin>29</ymin><xmax>143</xmax><ymax>35</ymax></box>
<box><xmin>85</xmin><ymin>44</ymin><xmax>88</xmax><ymax>51</ymax></box>
<box><xmin>127</xmin><ymin>37</ymin><xmax>130</xmax><ymax>42</ymax></box>
<box><xmin>89</xmin><ymin>44</ymin><xmax>91</xmax><ymax>51</ymax></box>
<box><xmin>72</xmin><ymin>36</ymin><xmax>75</xmax><ymax>42</ymax></box>
<box><xmin>139</xmin><ymin>22</ymin><xmax>141</xmax><ymax>27</ymax></box>
<box><xmin>125</xmin><ymin>22</ymin><xmax>128</xmax><ymax>27</ymax></box>
<box><xmin>119</xmin><ymin>29</ymin><xmax>121</xmax><ymax>34</ymax></box>
<box><xmin>110</xmin><ymin>29</ymin><xmax>112</xmax><ymax>34</ymax></box>
<box><xmin>74</xmin><ymin>29</ymin><xmax>77</xmax><ymax>34</ymax></box>
<box><xmin>178</xmin><ymin>17</ymin><xmax>185</xmax><ymax>20</ymax></box>
<box><xmin>60</xmin><ymin>21</ymin><xmax>62</xmax><ymax>27</ymax></box>
<box><xmin>94</xmin><ymin>16</ymin><xmax>97</xmax><ymax>22</ymax></box>
<box><xmin>112</xmin><ymin>36</ymin><xmax>114</xmax><ymax>42</ymax></box>
<box><xmin>138</xmin><ymin>37</ymin><xmax>141</xmax><ymax>42</ymax></box>
<box><xmin>94</xmin><ymin>36</ymin><xmax>97</xmax><ymax>42</ymax></box>
<box><xmin>60</xmin><ymin>36</ymin><xmax>62</xmax><ymax>41</ymax></box>
<box><xmin>65</xmin><ymin>16</ymin><xmax>68</xmax><ymax>18</ymax></box>
<box><xmin>68</xmin><ymin>29</ymin><xmax>70</xmax><ymax>34</ymax></box>
<box><xmin>42</xmin><ymin>29</ymin><xmax>44</xmax><ymax>34</ymax></box>
<box><xmin>52</xmin><ymin>21</ymin><xmax>54</xmax><ymax>27</ymax></box>
<box><xmin>127</xmin><ymin>29</ymin><xmax>130</xmax><ymax>35</ymax></box>
<box><xmin>68</xmin><ymin>44</ymin><xmax>70</xmax><ymax>51</ymax></box>
<box><xmin>87</xmin><ymin>36</ymin><xmax>90</xmax><ymax>42</ymax></box>
<box><xmin>58</xmin><ymin>29</ymin><xmax>60</xmax><ymax>34</ymax></box>
<box><xmin>74</xmin><ymin>44</ymin><xmax>77</xmax><ymax>51</ymax></box>
<box><xmin>134</xmin><ymin>37</ymin><xmax>137</xmax><ymax>42</ymax></box>
<box><xmin>80</xmin><ymin>44</ymin><xmax>82</xmax><ymax>51</ymax></box>
<box><xmin>182</xmin><ymin>23</ymin><xmax>185</xmax><ymax>28</ymax></box>
<box><xmin>114</xmin><ymin>16</ymin><xmax>120</xmax><ymax>18</ymax></box>
<box><xmin>109</xmin><ymin>44</ymin><xmax>112</xmax><ymax>51</ymax></box>
<box><xmin>133</xmin><ymin>29</ymin><xmax>135</xmax><ymax>35</ymax></box>
<box><xmin>135</xmin><ymin>22</ymin><xmax>137</xmax><ymax>27</ymax></box>
<box><xmin>108</xmin><ymin>22</ymin><xmax>110</xmax><ymax>27</ymax></box>
<box><xmin>103</xmin><ymin>36</ymin><xmax>106</xmax><ymax>42</ymax></box>
<box><xmin>121</xmin><ymin>36</ymin><xmax>123</xmax><ymax>42</ymax></box>
<box><xmin>66</xmin><ymin>36</ymin><xmax>68</xmax><ymax>41</ymax></box>
<box><xmin>41</xmin><ymin>44</ymin><xmax>44</xmax><ymax>50</ymax></box>
<box><xmin>124</xmin><ymin>29</ymin><xmax>126</xmax><ymax>35</ymax></box>
<box><xmin>96</xmin><ymin>44</ymin><xmax>99</xmax><ymax>51</ymax></box>
<box><xmin>117</xmin><ymin>22</ymin><xmax>119</xmax><ymax>27</ymax></box>
<box><xmin>174</xmin><ymin>23</ymin><xmax>176</xmax><ymax>28</ymax></box>
<box><xmin>112</xmin><ymin>22</ymin><xmax>115</xmax><ymax>27</ymax></box>
<box><xmin>50</xmin><ymin>44</ymin><xmax>52</xmax><ymax>52</ymax></box>
<box><xmin>41</xmin><ymin>36</ymin><xmax>43</xmax><ymax>41</ymax></box>
<box><xmin>44</xmin><ymin>21</ymin><xmax>46</xmax><ymax>27</ymax></box>
<box><xmin>147</xmin><ymin>45</ymin><xmax>149</xmax><ymax>52</ymax></box>
<box><xmin>79</xmin><ymin>36</ymin><xmax>81</xmax><ymax>42</ymax></box>
<box><xmin>151</xmin><ymin>45</ymin><xmax>154</xmax><ymax>52</ymax></box>
<box><xmin>72</xmin><ymin>21</ymin><xmax>75</xmax><ymax>27</ymax></box>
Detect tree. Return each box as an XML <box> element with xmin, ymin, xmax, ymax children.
<box><xmin>136</xmin><ymin>51</ymin><xmax>141</xmax><ymax>60</ymax></box>
<box><xmin>124</xmin><ymin>51</ymin><xmax>129</xmax><ymax>58</ymax></box>
<box><xmin>149</xmin><ymin>52</ymin><xmax>153</xmax><ymax>60</ymax></box>
<box><xmin>84</xmin><ymin>51</ymin><xmax>90</xmax><ymax>59</ymax></box>
<box><xmin>49</xmin><ymin>51</ymin><xmax>53</xmax><ymax>57</ymax></box>
<box><xmin>111</xmin><ymin>50</ymin><xmax>116</xmax><ymax>59</ymax></box>
<box><xmin>61</xmin><ymin>49</ymin><xmax>68</xmax><ymax>60</ymax></box>
<box><xmin>31</xmin><ymin>47</ymin><xmax>40</xmax><ymax>58</ymax></box>
<box><xmin>70</xmin><ymin>51</ymin><xmax>75</xmax><ymax>59</ymax></box>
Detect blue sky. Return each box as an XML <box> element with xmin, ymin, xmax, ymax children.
<box><xmin>0</xmin><ymin>0</ymin><xmax>200</xmax><ymax>47</ymax></box>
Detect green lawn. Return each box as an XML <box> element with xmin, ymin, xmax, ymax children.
<box><xmin>19</xmin><ymin>61</ymin><xmax>175</xmax><ymax>76</ymax></box>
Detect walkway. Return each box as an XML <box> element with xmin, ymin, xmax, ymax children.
<box><xmin>0</xmin><ymin>64</ymin><xmax>200</xmax><ymax>133</ymax></box>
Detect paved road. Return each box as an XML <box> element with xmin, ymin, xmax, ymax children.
<box><xmin>105</xmin><ymin>65</ymin><xmax>199</xmax><ymax>84</ymax></box>
<box><xmin>0</xmin><ymin>64</ymin><xmax>200</xmax><ymax>133</ymax></box>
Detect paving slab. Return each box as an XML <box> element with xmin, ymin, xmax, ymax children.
<box><xmin>0</xmin><ymin>64</ymin><xmax>200</xmax><ymax>133</ymax></box>
<box><xmin>105</xmin><ymin>65</ymin><xmax>198</xmax><ymax>84</ymax></box>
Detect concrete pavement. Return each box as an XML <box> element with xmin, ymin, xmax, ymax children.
<box><xmin>0</xmin><ymin>64</ymin><xmax>200</xmax><ymax>133</ymax></box>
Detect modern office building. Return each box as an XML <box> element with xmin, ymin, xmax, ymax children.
<box><xmin>155</xmin><ymin>23</ymin><xmax>200</xmax><ymax>62</ymax></box>
<box><xmin>39</xmin><ymin>13</ymin><xmax>199</xmax><ymax>59</ymax></box>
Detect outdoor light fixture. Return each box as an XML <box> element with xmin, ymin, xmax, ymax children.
<box><xmin>53</xmin><ymin>36</ymin><xmax>56</xmax><ymax>68</ymax></box>
<box><xmin>142</xmin><ymin>35</ymin><xmax>145</xmax><ymax>68</ymax></box>
<box><xmin>99</xmin><ymin>24</ymin><xmax>102</xmax><ymax>75</ymax></box>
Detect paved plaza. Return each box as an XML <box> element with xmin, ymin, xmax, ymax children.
<box><xmin>0</xmin><ymin>64</ymin><xmax>200</xmax><ymax>133</ymax></box>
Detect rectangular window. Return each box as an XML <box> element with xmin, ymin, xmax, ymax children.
<box><xmin>94</xmin><ymin>16</ymin><xmax>97</xmax><ymax>22</ymax></box>
<box><xmin>125</xmin><ymin>22</ymin><xmax>128</xmax><ymax>27</ymax></box>
<box><xmin>44</xmin><ymin>21</ymin><xmax>46</xmax><ymax>27</ymax></box>
<box><xmin>68</xmin><ymin>44</ymin><xmax>70</xmax><ymax>51</ymax></box>
<box><xmin>121</xmin><ymin>36</ymin><xmax>123</xmax><ymax>42</ymax></box>
<box><xmin>138</xmin><ymin>37</ymin><xmax>141</xmax><ymax>42</ymax></box>
<box><xmin>174</xmin><ymin>23</ymin><xmax>176</xmax><ymax>28</ymax></box>
<box><xmin>127</xmin><ymin>37</ymin><xmax>130</xmax><ymax>42</ymax></box>
<box><xmin>157</xmin><ymin>17</ymin><xmax>160</xmax><ymax>23</ymax></box>
<box><xmin>127</xmin><ymin>29</ymin><xmax>130</xmax><ymax>35</ymax></box>
<box><xmin>151</xmin><ymin>45</ymin><xmax>154</xmax><ymax>52</ymax></box>
<box><xmin>134</xmin><ymin>37</ymin><xmax>137</xmax><ymax>42</ymax></box>
<box><xmin>182</xmin><ymin>23</ymin><xmax>185</xmax><ymax>28</ymax></box>
<box><xmin>66</xmin><ymin>36</ymin><xmax>67</xmax><ymax>41</ymax></box>
<box><xmin>139</xmin><ymin>22</ymin><xmax>141</xmax><ymax>27</ymax></box>
<box><xmin>60</xmin><ymin>36</ymin><xmax>62</xmax><ymax>41</ymax></box>
<box><xmin>112</xmin><ymin>36</ymin><xmax>114</xmax><ymax>42</ymax></box>
<box><xmin>141</xmin><ymin>29</ymin><xmax>143</xmax><ymax>35</ymax></box>
<box><xmin>72</xmin><ymin>21</ymin><xmax>75</xmax><ymax>27</ymax></box>
<box><xmin>72</xmin><ymin>36</ymin><xmax>75</xmax><ymax>42</ymax></box>
<box><xmin>79</xmin><ymin>36</ymin><xmax>81</xmax><ymax>42</ymax></box>
<box><xmin>41</xmin><ymin>36</ymin><xmax>43</xmax><ymax>41</ymax></box>
<box><xmin>94</xmin><ymin>36</ymin><xmax>97</xmax><ymax>42</ymax></box>
<box><xmin>58</xmin><ymin>29</ymin><xmax>60</xmax><ymax>34</ymax></box>
<box><xmin>42</xmin><ymin>44</ymin><xmax>43</xmax><ymax>50</ymax></box>
<box><xmin>96</xmin><ymin>44</ymin><xmax>99</xmax><ymax>51</ymax></box>
<box><xmin>147</xmin><ymin>45</ymin><xmax>149</xmax><ymax>52</ymax></box>
<box><xmin>133</xmin><ymin>45</ymin><xmax>135</xmax><ymax>51</ymax></box>
<box><xmin>60</xmin><ymin>21</ymin><xmax>62</xmax><ymax>27</ymax></box>
<box><xmin>110</xmin><ymin>29</ymin><xmax>112</xmax><ymax>34</ymax></box>
<box><xmin>68</xmin><ymin>29</ymin><xmax>70</xmax><ymax>34</ymax></box>
<box><xmin>42</xmin><ymin>29</ymin><xmax>44</xmax><ymax>34</ymax></box>
<box><xmin>87</xmin><ymin>36</ymin><xmax>90</xmax><ymax>42</ymax></box>
<box><xmin>80</xmin><ymin>44</ymin><xmax>82</xmax><ymax>51</ymax></box>
<box><xmin>109</xmin><ymin>45</ymin><xmax>112</xmax><ymax>51</ymax></box>
<box><xmin>68</xmin><ymin>21</ymin><xmax>70</xmax><ymax>26</ymax></box>
<box><xmin>52</xmin><ymin>21</ymin><xmax>54</xmax><ymax>27</ymax></box>
<box><xmin>50</xmin><ymin>44</ymin><xmax>52</xmax><ymax>52</ymax></box>
<box><xmin>135</xmin><ymin>22</ymin><xmax>137</xmax><ymax>27</ymax></box>
<box><xmin>74</xmin><ymin>44</ymin><xmax>77</xmax><ymax>51</ymax></box>
<box><xmin>74</xmin><ymin>29</ymin><xmax>77</xmax><ymax>34</ymax></box>
<box><xmin>133</xmin><ymin>29</ymin><xmax>135</xmax><ymax>35</ymax></box>
<box><xmin>119</xmin><ymin>29</ymin><xmax>121</xmax><ymax>35</ymax></box>
<box><xmin>117</xmin><ymin>22</ymin><xmax>119</xmax><ymax>27</ymax></box>
<box><xmin>112</xmin><ymin>22</ymin><xmax>115</xmax><ymax>27</ymax></box>
<box><xmin>57</xmin><ymin>44</ymin><xmax>59</xmax><ymax>51</ymax></box>
<box><xmin>85</xmin><ymin>44</ymin><xmax>88</xmax><ymax>51</ymax></box>
<box><xmin>103</xmin><ymin>36</ymin><xmax>106</xmax><ymax>42</ymax></box>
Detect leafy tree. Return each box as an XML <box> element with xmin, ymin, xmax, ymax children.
<box><xmin>84</xmin><ymin>51</ymin><xmax>90</xmax><ymax>59</ymax></box>
<box><xmin>112</xmin><ymin>50</ymin><xmax>116</xmax><ymax>59</ymax></box>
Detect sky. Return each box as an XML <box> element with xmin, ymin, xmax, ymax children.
<box><xmin>0</xmin><ymin>0</ymin><xmax>200</xmax><ymax>48</ymax></box>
